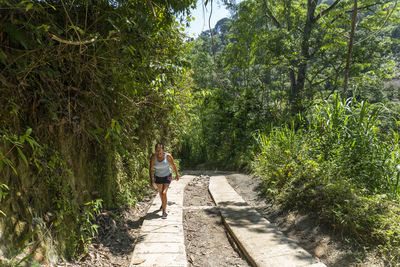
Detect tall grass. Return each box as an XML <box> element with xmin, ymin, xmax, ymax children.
<box><xmin>308</xmin><ymin>96</ymin><xmax>400</xmax><ymax>198</ymax></box>
<box><xmin>252</xmin><ymin>95</ymin><xmax>400</xmax><ymax>264</ymax></box>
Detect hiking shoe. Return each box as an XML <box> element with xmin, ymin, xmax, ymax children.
<box><xmin>162</xmin><ymin>212</ymin><xmax>168</xmax><ymax>219</ymax></box>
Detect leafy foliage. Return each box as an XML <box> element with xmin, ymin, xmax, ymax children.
<box><xmin>226</xmin><ymin>0</ymin><xmax>399</xmax><ymax>113</ymax></box>
<box><xmin>181</xmin><ymin>0</ymin><xmax>400</xmax><ymax>169</ymax></box>
<box><xmin>252</xmin><ymin>96</ymin><xmax>400</xmax><ymax>264</ymax></box>
<box><xmin>0</xmin><ymin>0</ymin><xmax>194</xmax><ymax>261</ymax></box>
<box><xmin>179</xmin><ymin>0</ymin><xmax>400</xmax><ymax>264</ymax></box>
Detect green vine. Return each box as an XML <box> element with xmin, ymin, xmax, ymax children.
<box><xmin>0</xmin><ymin>0</ymin><xmax>195</xmax><ymax>262</ymax></box>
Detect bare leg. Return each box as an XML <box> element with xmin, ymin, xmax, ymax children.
<box><xmin>156</xmin><ymin>183</ymin><xmax>164</xmax><ymax>211</ymax></box>
<box><xmin>161</xmin><ymin>183</ymin><xmax>170</xmax><ymax>213</ymax></box>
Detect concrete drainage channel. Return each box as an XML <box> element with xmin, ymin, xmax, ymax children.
<box><xmin>183</xmin><ymin>175</ymin><xmax>251</xmax><ymax>267</ymax></box>
<box><xmin>208</xmin><ymin>176</ymin><xmax>326</xmax><ymax>267</ymax></box>
<box><xmin>129</xmin><ymin>174</ymin><xmax>325</xmax><ymax>267</ymax></box>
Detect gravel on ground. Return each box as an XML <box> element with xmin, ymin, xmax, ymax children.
<box><xmin>183</xmin><ymin>174</ymin><xmax>250</xmax><ymax>267</ymax></box>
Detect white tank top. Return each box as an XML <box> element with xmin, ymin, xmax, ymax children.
<box><xmin>154</xmin><ymin>153</ymin><xmax>171</xmax><ymax>177</ymax></box>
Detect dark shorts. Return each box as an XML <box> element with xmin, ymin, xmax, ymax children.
<box><xmin>155</xmin><ymin>174</ymin><xmax>172</xmax><ymax>184</ymax></box>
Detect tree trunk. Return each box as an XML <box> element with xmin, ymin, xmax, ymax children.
<box><xmin>289</xmin><ymin>0</ymin><xmax>317</xmax><ymax>115</ymax></box>
<box><xmin>343</xmin><ymin>0</ymin><xmax>358</xmax><ymax>96</ymax></box>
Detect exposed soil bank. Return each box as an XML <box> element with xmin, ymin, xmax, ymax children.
<box><xmin>225</xmin><ymin>173</ymin><xmax>383</xmax><ymax>267</ymax></box>
<box><xmin>46</xmin><ymin>192</ymin><xmax>156</xmax><ymax>267</ymax></box>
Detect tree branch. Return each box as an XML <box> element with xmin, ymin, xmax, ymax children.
<box><xmin>264</xmin><ymin>11</ymin><xmax>281</xmax><ymax>28</ymax></box>
<box><xmin>48</xmin><ymin>33</ymin><xmax>97</xmax><ymax>45</ymax></box>
<box><xmin>354</xmin><ymin>2</ymin><xmax>397</xmax><ymax>45</ymax></box>
<box><xmin>146</xmin><ymin>0</ymin><xmax>157</xmax><ymax>19</ymax></box>
<box><xmin>347</xmin><ymin>2</ymin><xmax>387</xmax><ymax>13</ymax></box>
<box><xmin>263</xmin><ymin>0</ymin><xmax>281</xmax><ymax>28</ymax></box>
<box><xmin>61</xmin><ymin>0</ymin><xmax>83</xmax><ymax>51</ymax></box>
<box><xmin>313</xmin><ymin>0</ymin><xmax>341</xmax><ymax>22</ymax></box>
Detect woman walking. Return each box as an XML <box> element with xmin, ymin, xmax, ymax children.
<box><xmin>149</xmin><ymin>143</ymin><xmax>179</xmax><ymax>219</ymax></box>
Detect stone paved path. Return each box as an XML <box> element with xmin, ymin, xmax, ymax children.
<box><xmin>129</xmin><ymin>175</ymin><xmax>195</xmax><ymax>267</ymax></box>
<box><xmin>209</xmin><ymin>175</ymin><xmax>326</xmax><ymax>267</ymax></box>
<box><xmin>129</xmin><ymin>175</ymin><xmax>326</xmax><ymax>267</ymax></box>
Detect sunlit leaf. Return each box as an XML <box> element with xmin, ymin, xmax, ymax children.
<box><xmin>25</xmin><ymin>3</ymin><xmax>33</xmax><ymax>12</ymax></box>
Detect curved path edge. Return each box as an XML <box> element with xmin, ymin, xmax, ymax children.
<box><xmin>129</xmin><ymin>175</ymin><xmax>195</xmax><ymax>267</ymax></box>
<box><xmin>209</xmin><ymin>175</ymin><xmax>326</xmax><ymax>267</ymax></box>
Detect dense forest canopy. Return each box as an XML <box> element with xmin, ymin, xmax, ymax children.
<box><xmin>181</xmin><ymin>0</ymin><xmax>400</xmax><ymax>167</ymax></box>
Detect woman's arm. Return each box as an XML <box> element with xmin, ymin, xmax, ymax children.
<box><xmin>167</xmin><ymin>153</ymin><xmax>179</xmax><ymax>181</ymax></box>
<box><xmin>149</xmin><ymin>154</ymin><xmax>155</xmax><ymax>187</ymax></box>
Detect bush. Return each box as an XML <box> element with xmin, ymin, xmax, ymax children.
<box><xmin>252</xmin><ymin>95</ymin><xmax>400</xmax><ymax>264</ymax></box>
<box><xmin>0</xmin><ymin>0</ymin><xmax>194</xmax><ymax>261</ymax></box>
